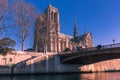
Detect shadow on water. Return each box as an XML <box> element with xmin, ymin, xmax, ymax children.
<box><xmin>0</xmin><ymin>72</ymin><xmax>120</xmax><ymax>80</ymax></box>
<box><xmin>0</xmin><ymin>74</ymin><xmax>79</xmax><ymax>80</ymax></box>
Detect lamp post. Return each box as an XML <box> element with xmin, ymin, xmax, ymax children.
<box><xmin>113</xmin><ymin>39</ymin><xmax>115</xmax><ymax>44</ymax></box>
<box><xmin>9</xmin><ymin>61</ymin><xmax>14</xmax><ymax>74</ymax></box>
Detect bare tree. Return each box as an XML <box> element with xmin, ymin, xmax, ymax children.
<box><xmin>12</xmin><ymin>0</ymin><xmax>39</xmax><ymax>51</ymax></box>
<box><xmin>0</xmin><ymin>0</ymin><xmax>8</xmax><ymax>33</ymax></box>
<box><xmin>34</xmin><ymin>15</ymin><xmax>49</xmax><ymax>53</ymax></box>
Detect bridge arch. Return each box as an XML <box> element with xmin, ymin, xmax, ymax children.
<box><xmin>60</xmin><ymin>43</ymin><xmax>120</xmax><ymax>65</ymax></box>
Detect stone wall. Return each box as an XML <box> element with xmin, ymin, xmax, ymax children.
<box><xmin>0</xmin><ymin>52</ymin><xmax>120</xmax><ymax>74</ymax></box>
<box><xmin>0</xmin><ymin>51</ymin><xmax>44</xmax><ymax>66</ymax></box>
<box><xmin>29</xmin><ymin>55</ymin><xmax>120</xmax><ymax>73</ymax></box>
<box><xmin>0</xmin><ymin>53</ymin><xmax>31</xmax><ymax>66</ymax></box>
<box><xmin>80</xmin><ymin>59</ymin><xmax>120</xmax><ymax>72</ymax></box>
<box><xmin>13</xmin><ymin>54</ymin><xmax>81</xmax><ymax>73</ymax></box>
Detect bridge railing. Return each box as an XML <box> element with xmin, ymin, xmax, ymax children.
<box><xmin>84</xmin><ymin>43</ymin><xmax>120</xmax><ymax>52</ymax></box>
<box><xmin>0</xmin><ymin>66</ymin><xmax>11</xmax><ymax>73</ymax></box>
<box><xmin>60</xmin><ymin>43</ymin><xmax>120</xmax><ymax>54</ymax></box>
<box><xmin>102</xmin><ymin>43</ymin><xmax>120</xmax><ymax>49</ymax></box>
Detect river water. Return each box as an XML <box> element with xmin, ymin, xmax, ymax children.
<box><xmin>0</xmin><ymin>72</ymin><xmax>120</xmax><ymax>80</ymax></box>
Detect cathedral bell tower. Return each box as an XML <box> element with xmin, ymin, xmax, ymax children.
<box><xmin>35</xmin><ymin>4</ymin><xmax>60</xmax><ymax>52</ymax></box>
<box><xmin>42</xmin><ymin>4</ymin><xmax>60</xmax><ymax>52</ymax></box>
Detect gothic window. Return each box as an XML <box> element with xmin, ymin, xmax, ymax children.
<box><xmin>54</xmin><ymin>12</ymin><xmax>57</xmax><ymax>23</ymax></box>
<box><xmin>60</xmin><ymin>40</ymin><xmax>63</xmax><ymax>51</ymax></box>
<box><xmin>64</xmin><ymin>41</ymin><xmax>66</xmax><ymax>49</ymax></box>
<box><xmin>51</xmin><ymin>11</ymin><xmax>54</xmax><ymax>21</ymax></box>
<box><xmin>9</xmin><ymin>58</ymin><xmax>12</xmax><ymax>62</ymax></box>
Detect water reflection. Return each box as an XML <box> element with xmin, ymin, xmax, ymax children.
<box><xmin>80</xmin><ymin>72</ymin><xmax>120</xmax><ymax>80</ymax></box>
<box><xmin>0</xmin><ymin>72</ymin><xmax>120</xmax><ymax>80</ymax></box>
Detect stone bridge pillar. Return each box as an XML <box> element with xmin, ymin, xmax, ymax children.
<box><xmin>46</xmin><ymin>55</ymin><xmax>49</xmax><ymax>72</ymax></box>
<box><xmin>31</xmin><ymin>59</ymin><xmax>34</xmax><ymax>73</ymax></box>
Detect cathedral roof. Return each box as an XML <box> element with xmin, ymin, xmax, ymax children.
<box><xmin>71</xmin><ymin>32</ymin><xmax>92</xmax><ymax>42</ymax></box>
<box><xmin>59</xmin><ymin>33</ymin><xmax>73</xmax><ymax>39</ymax></box>
<box><xmin>78</xmin><ymin>34</ymin><xmax>86</xmax><ymax>41</ymax></box>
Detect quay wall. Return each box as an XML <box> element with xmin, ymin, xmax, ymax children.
<box><xmin>0</xmin><ymin>51</ymin><xmax>43</xmax><ymax>66</ymax></box>
<box><xmin>0</xmin><ymin>52</ymin><xmax>120</xmax><ymax>74</ymax></box>
<box><xmin>80</xmin><ymin>59</ymin><xmax>120</xmax><ymax>72</ymax></box>
<box><xmin>28</xmin><ymin>55</ymin><xmax>120</xmax><ymax>73</ymax></box>
<box><xmin>13</xmin><ymin>54</ymin><xmax>81</xmax><ymax>73</ymax></box>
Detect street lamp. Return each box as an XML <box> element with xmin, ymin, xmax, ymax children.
<box><xmin>113</xmin><ymin>39</ymin><xmax>115</xmax><ymax>44</ymax></box>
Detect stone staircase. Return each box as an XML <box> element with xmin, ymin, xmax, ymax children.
<box><xmin>13</xmin><ymin>56</ymin><xmax>37</xmax><ymax>67</ymax></box>
<box><xmin>13</xmin><ymin>54</ymin><xmax>48</xmax><ymax>73</ymax></box>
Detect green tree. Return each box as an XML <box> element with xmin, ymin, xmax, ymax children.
<box><xmin>0</xmin><ymin>37</ymin><xmax>16</xmax><ymax>55</ymax></box>
<box><xmin>63</xmin><ymin>48</ymin><xmax>71</xmax><ymax>52</ymax></box>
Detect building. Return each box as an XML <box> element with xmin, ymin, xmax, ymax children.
<box><xmin>33</xmin><ymin>4</ymin><xmax>93</xmax><ymax>52</ymax></box>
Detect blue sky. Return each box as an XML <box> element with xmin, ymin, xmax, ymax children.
<box><xmin>9</xmin><ymin>0</ymin><xmax>120</xmax><ymax>50</ymax></box>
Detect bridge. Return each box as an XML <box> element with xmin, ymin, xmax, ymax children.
<box><xmin>59</xmin><ymin>43</ymin><xmax>120</xmax><ymax>65</ymax></box>
<box><xmin>0</xmin><ymin>43</ymin><xmax>120</xmax><ymax>74</ymax></box>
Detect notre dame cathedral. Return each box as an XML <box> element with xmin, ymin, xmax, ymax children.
<box><xmin>33</xmin><ymin>4</ymin><xmax>93</xmax><ymax>52</ymax></box>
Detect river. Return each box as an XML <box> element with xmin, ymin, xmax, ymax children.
<box><xmin>0</xmin><ymin>72</ymin><xmax>120</xmax><ymax>80</ymax></box>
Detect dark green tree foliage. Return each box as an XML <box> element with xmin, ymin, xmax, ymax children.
<box><xmin>0</xmin><ymin>37</ymin><xmax>16</xmax><ymax>55</ymax></box>
<box><xmin>0</xmin><ymin>37</ymin><xmax>16</xmax><ymax>48</ymax></box>
<box><xmin>96</xmin><ymin>44</ymin><xmax>102</xmax><ymax>49</ymax></box>
<box><xmin>63</xmin><ymin>48</ymin><xmax>71</xmax><ymax>52</ymax></box>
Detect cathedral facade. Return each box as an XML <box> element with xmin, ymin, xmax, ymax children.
<box><xmin>33</xmin><ymin>4</ymin><xmax>93</xmax><ymax>52</ymax></box>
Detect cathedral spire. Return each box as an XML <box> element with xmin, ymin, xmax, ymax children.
<box><xmin>74</xmin><ymin>17</ymin><xmax>78</xmax><ymax>42</ymax></box>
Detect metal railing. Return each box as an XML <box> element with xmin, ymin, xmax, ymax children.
<box><xmin>0</xmin><ymin>66</ymin><xmax>11</xmax><ymax>73</ymax></box>
<box><xmin>61</xmin><ymin>43</ymin><xmax>120</xmax><ymax>54</ymax></box>
<box><xmin>102</xmin><ymin>43</ymin><xmax>120</xmax><ymax>49</ymax></box>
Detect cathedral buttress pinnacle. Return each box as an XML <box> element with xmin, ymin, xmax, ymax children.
<box><xmin>74</xmin><ymin>17</ymin><xmax>78</xmax><ymax>42</ymax></box>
